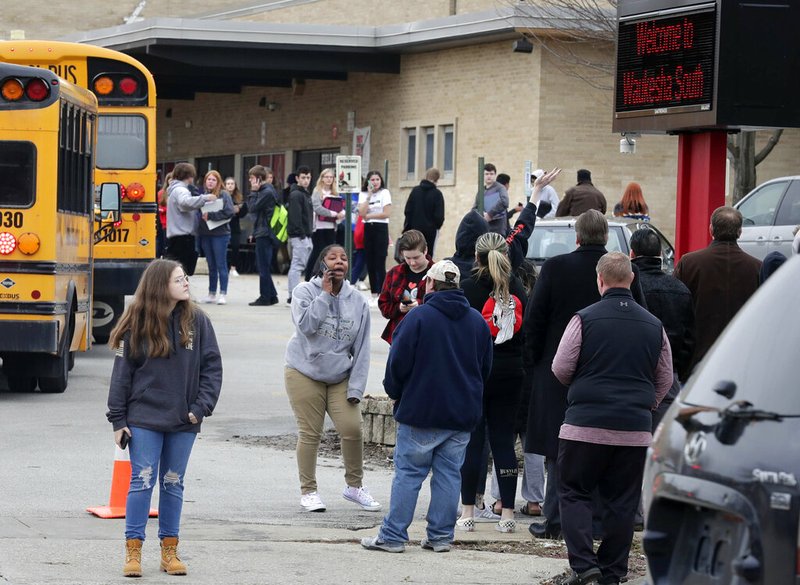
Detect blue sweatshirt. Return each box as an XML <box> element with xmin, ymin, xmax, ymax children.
<box><xmin>106</xmin><ymin>307</ymin><xmax>223</xmax><ymax>433</ymax></box>
<box><xmin>384</xmin><ymin>288</ymin><xmax>493</xmax><ymax>431</ymax></box>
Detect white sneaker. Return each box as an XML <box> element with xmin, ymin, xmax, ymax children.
<box><xmin>474</xmin><ymin>504</ymin><xmax>501</xmax><ymax>523</ymax></box>
<box><xmin>455</xmin><ymin>517</ymin><xmax>474</xmax><ymax>532</ymax></box>
<box><xmin>300</xmin><ymin>492</ymin><xmax>326</xmax><ymax>512</ymax></box>
<box><xmin>356</xmin><ymin>280</ymin><xmax>369</xmax><ymax>291</ymax></box>
<box><xmin>342</xmin><ymin>486</ymin><xmax>382</xmax><ymax>511</ymax></box>
<box><xmin>216</xmin><ymin>295</ymin><xmax>227</xmax><ymax>305</ymax></box>
<box><xmin>201</xmin><ymin>294</ymin><xmax>217</xmax><ymax>304</ymax></box>
<box><xmin>495</xmin><ymin>519</ymin><xmax>516</xmax><ymax>533</ymax></box>
<box><xmin>230</xmin><ymin>268</ymin><xmax>240</xmax><ymax>277</ymax></box>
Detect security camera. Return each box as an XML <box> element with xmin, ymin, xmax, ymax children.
<box><xmin>619</xmin><ymin>133</ymin><xmax>637</xmax><ymax>154</ymax></box>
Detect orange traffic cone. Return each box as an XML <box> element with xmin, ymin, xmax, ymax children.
<box><xmin>87</xmin><ymin>445</ymin><xmax>158</xmax><ymax>519</ymax></box>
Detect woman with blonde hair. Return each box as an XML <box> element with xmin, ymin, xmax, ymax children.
<box><xmin>106</xmin><ymin>259</ymin><xmax>222</xmax><ymax>577</ymax></box>
<box><xmin>618</xmin><ymin>182</ymin><xmax>650</xmax><ymax>221</ymax></box>
<box><xmin>457</xmin><ymin>231</ymin><xmax>527</xmax><ymax>534</ymax></box>
<box><xmin>197</xmin><ymin>170</ymin><xmax>234</xmax><ymax>304</ymax></box>
<box><xmin>305</xmin><ymin>168</ymin><xmax>345</xmax><ymax>280</ymax></box>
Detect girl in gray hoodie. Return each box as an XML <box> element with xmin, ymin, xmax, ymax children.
<box><xmin>284</xmin><ymin>244</ymin><xmax>380</xmax><ymax>514</ymax></box>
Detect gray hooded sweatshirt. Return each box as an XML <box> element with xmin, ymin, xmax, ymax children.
<box><xmin>166</xmin><ymin>180</ymin><xmax>208</xmax><ymax>238</ymax></box>
<box><xmin>285</xmin><ymin>277</ymin><xmax>371</xmax><ymax>400</ymax></box>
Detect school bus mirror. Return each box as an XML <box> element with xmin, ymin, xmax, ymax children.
<box><xmin>99</xmin><ymin>182</ymin><xmax>121</xmax><ymax>220</ymax></box>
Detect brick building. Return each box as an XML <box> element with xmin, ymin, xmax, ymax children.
<box><xmin>6</xmin><ymin>0</ymin><xmax>800</xmax><ymax>252</ymax></box>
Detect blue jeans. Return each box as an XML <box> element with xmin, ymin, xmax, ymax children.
<box><xmin>125</xmin><ymin>426</ymin><xmax>196</xmax><ymax>541</ymax></box>
<box><xmin>378</xmin><ymin>424</ymin><xmax>469</xmax><ymax>545</ymax></box>
<box><xmin>199</xmin><ymin>234</ymin><xmax>231</xmax><ymax>294</ymax></box>
<box><xmin>255</xmin><ymin>236</ymin><xmax>277</xmax><ymax>301</ymax></box>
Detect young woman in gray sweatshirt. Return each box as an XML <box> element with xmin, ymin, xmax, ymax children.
<box><xmin>284</xmin><ymin>244</ymin><xmax>380</xmax><ymax>514</ymax></box>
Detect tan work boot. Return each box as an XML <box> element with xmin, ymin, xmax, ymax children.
<box><xmin>160</xmin><ymin>537</ymin><xmax>187</xmax><ymax>575</ymax></box>
<box><xmin>123</xmin><ymin>538</ymin><xmax>142</xmax><ymax>577</ymax></box>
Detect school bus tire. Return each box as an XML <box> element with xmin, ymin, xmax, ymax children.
<box><xmin>38</xmin><ymin>301</ymin><xmax>75</xmax><ymax>394</ymax></box>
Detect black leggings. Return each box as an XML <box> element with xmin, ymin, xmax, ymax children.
<box><xmin>364</xmin><ymin>223</ymin><xmax>389</xmax><ymax>293</ymax></box>
<box><xmin>165</xmin><ymin>235</ymin><xmax>198</xmax><ymax>276</ymax></box>
<box><xmin>460</xmin><ymin>369</ymin><xmax>523</xmax><ymax>509</ymax></box>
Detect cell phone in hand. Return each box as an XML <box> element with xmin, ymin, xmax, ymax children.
<box><xmin>120</xmin><ymin>431</ymin><xmax>129</xmax><ymax>450</ymax></box>
<box><xmin>401</xmin><ymin>300</ymin><xmax>412</xmax><ymax>306</ymax></box>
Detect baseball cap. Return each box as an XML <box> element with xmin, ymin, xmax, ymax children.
<box><xmin>426</xmin><ymin>260</ymin><xmax>460</xmax><ymax>286</ymax></box>
<box><xmin>532</xmin><ymin>169</ymin><xmax>544</xmax><ymax>181</ymax></box>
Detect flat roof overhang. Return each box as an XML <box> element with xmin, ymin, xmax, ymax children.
<box><xmin>61</xmin><ymin>6</ymin><xmax>596</xmax><ymax>99</ymax></box>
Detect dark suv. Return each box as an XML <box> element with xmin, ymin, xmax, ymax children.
<box><xmin>643</xmin><ymin>255</ymin><xmax>800</xmax><ymax>584</ymax></box>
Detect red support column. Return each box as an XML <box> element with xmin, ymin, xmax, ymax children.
<box><xmin>675</xmin><ymin>131</ymin><xmax>728</xmax><ymax>260</ymax></box>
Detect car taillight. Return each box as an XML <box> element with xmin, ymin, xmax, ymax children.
<box><xmin>126</xmin><ymin>182</ymin><xmax>146</xmax><ymax>201</ymax></box>
<box><xmin>25</xmin><ymin>78</ymin><xmax>49</xmax><ymax>101</ymax></box>
<box><xmin>1</xmin><ymin>77</ymin><xmax>24</xmax><ymax>101</ymax></box>
<box><xmin>17</xmin><ymin>232</ymin><xmax>40</xmax><ymax>255</ymax></box>
<box><xmin>119</xmin><ymin>76</ymin><xmax>138</xmax><ymax>95</ymax></box>
<box><xmin>0</xmin><ymin>232</ymin><xmax>16</xmax><ymax>255</ymax></box>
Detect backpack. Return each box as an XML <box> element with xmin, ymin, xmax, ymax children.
<box><xmin>270</xmin><ymin>198</ymin><xmax>289</xmax><ymax>243</ymax></box>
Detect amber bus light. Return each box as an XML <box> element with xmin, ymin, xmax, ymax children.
<box><xmin>17</xmin><ymin>232</ymin><xmax>40</xmax><ymax>255</ymax></box>
<box><xmin>93</xmin><ymin>75</ymin><xmax>114</xmax><ymax>95</ymax></box>
<box><xmin>1</xmin><ymin>78</ymin><xmax>24</xmax><ymax>101</ymax></box>
<box><xmin>126</xmin><ymin>182</ymin><xmax>145</xmax><ymax>201</ymax></box>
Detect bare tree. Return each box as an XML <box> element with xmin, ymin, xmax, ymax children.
<box><xmin>507</xmin><ymin>0</ymin><xmax>783</xmax><ymax>200</ymax></box>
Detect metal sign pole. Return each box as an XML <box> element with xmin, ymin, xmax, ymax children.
<box><xmin>477</xmin><ymin>156</ymin><xmax>485</xmax><ymax>213</ymax></box>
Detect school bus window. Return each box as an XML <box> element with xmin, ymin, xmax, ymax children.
<box><xmin>58</xmin><ymin>103</ymin><xmax>93</xmax><ymax>215</ymax></box>
<box><xmin>0</xmin><ymin>142</ymin><xmax>35</xmax><ymax>207</ymax></box>
<box><xmin>96</xmin><ymin>115</ymin><xmax>146</xmax><ymax>170</ymax></box>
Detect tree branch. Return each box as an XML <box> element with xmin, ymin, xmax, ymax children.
<box><xmin>754</xmin><ymin>129</ymin><xmax>784</xmax><ymax>166</ymax></box>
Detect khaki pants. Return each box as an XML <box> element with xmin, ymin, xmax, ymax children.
<box><xmin>284</xmin><ymin>367</ymin><xmax>364</xmax><ymax>494</ymax></box>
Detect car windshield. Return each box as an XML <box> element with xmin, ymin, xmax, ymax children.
<box><xmin>527</xmin><ymin>225</ymin><xmax>626</xmax><ymax>261</ymax></box>
<box><xmin>682</xmin><ymin>256</ymin><xmax>800</xmax><ymax>413</ymax></box>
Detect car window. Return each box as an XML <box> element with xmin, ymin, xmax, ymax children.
<box><xmin>527</xmin><ymin>226</ymin><xmax>578</xmax><ymax>260</ymax></box>
<box><xmin>607</xmin><ymin>227</ymin><xmax>626</xmax><ymax>253</ymax></box>
<box><xmin>775</xmin><ymin>180</ymin><xmax>800</xmax><ymax>226</ymax></box>
<box><xmin>737</xmin><ymin>181</ymin><xmax>789</xmax><ymax>226</ymax></box>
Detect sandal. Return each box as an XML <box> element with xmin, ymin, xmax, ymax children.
<box><xmin>519</xmin><ymin>502</ymin><xmax>542</xmax><ymax>517</ymax></box>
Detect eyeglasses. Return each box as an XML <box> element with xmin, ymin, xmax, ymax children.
<box><xmin>173</xmin><ymin>275</ymin><xmax>190</xmax><ymax>284</ymax></box>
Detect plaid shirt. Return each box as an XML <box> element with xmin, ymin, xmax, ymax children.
<box><xmin>378</xmin><ymin>257</ymin><xmax>434</xmax><ymax>344</ymax></box>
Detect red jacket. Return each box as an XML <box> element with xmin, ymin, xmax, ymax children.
<box><xmin>378</xmin><ymin>257</ymin><xmax>434</xmax><ymax>344</ymax></box>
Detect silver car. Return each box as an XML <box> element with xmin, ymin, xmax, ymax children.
<box><xmin>735</xmin><ymin>176</ymin><xmax>800</xmax><ymax>260</ymax></box>
<box><xmin>526</xmin><ymin>217</ymin><xmax>676</xmax><ymax>273</ymax></box>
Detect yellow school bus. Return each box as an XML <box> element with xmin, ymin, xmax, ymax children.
<box><xmin>0</xmin><ymin>63</ymin><xmax>118</xmax><ymax>392</ymax></box>
<box><xmin>0</xmin><ymin>40</ymin><xmax>157</xmax><ymax>342</ymax></box>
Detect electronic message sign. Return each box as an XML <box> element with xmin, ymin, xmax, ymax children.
<box><xmin>616</xmin><ymin>9</ymin><xmax>714</xmax><ymax>115</ymax></box>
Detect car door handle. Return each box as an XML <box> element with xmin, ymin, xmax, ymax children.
<box><xmin>756</xmin><ymin>236</ymin><xmax>766</xmax><ymax>241</ymax></box>
<box><xmin>772</xmin><ymin>236</ymin><xmax>782</xmax><ymax>240</ymax></box>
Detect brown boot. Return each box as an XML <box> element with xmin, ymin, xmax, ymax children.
<box><xmin>160</xmin><ymin>537</ymin><xmax>187</xmax><ymax>575</ymax></box>
<box><xmin>123</xmin><ymin>539</ymin><xmax>142</xmax><ymax>578</ymax></box>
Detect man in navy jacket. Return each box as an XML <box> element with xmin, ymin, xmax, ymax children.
<box><xmin>361</xmin><ymin>260</ymin><xmax>493</xmax><ymax>553</ymax></box>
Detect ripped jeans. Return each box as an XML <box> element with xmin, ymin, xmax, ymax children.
<box><xmin>126</xmin><ymin>426</ymin><xmax>196</xmax><ymax>541</ymax></box>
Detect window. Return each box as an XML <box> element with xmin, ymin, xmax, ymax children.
<box><xmin>57</xmin><ymin>102</ymin><xmax>93</xmax><ymax>214</ymax></box>
<box><xmin>0</xmin><ymin>141</ymin><xmax>35</xmax><ymax>207</ymax></box>
<box><xmin>775</xmin><ymin>180</ymin><xmax>800</xmax><ymax>226</ymax></box>
<box><xmin>423</xmin><ymin>127</ymin><xmax>434</xmax><ymax>170</ymax></box>
<box><xmin>737</xmin><ymin>180</ymin><xmax>788</xmax><ymax>226</ymax></box>
<box><xmin>96</xmin><ymin>115</ymin><xmax>147</xmax><ymax>170</ymax></box>
<box><xmin>405</xmin><ymin>128</ymin><xmax>416</xmax><ymax>180</ymax></box>
<box><xmin>442</xmin><ymin>125</ymin><xmax>454</xmax><ymax>178</ymax></box>
<box><xmin>400</xmin><ymin>120</ymin><xmax>457</xmax><ymax>186</ymax></box>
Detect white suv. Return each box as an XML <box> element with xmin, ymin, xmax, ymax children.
<box><xmin>735</xmin><ymin>176</ymin><xmax>800</xmax><ymax>260</ymax></box>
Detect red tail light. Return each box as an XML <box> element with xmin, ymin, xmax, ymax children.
<box><xmin>119</xmin><ymin>77</ymin><xmax>138</xmax><ymax>95</ymax></box>
<box><xmin>25</xmin><ymin>78</ymin><xmax>49</xmax><ymax>101</ymax></box>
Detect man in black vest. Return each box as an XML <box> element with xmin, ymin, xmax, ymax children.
<box><xmin>551</xmin><ymin>252</ymin><xmax>673</xmax><ymax>585</ymax></box>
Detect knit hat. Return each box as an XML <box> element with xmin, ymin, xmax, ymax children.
<box><xmin>427</xmin><ymin>260</ymin><xmax>460</xmax><ymax>286</ymax></box>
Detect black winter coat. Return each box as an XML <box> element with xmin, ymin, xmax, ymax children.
<box><xmin>632</xmin><ymin>256</ymin><xmax>695</xmax><ymax>383</ymax></box>
<box><xmin>404</xmin><ymin>180</ymin><xmax>445</xmax><ymax>233</ymax></box>
<box><xmin>523</xmin><ymin>245</ymin><xmax>647</xmax><ymax>458</ymax></box>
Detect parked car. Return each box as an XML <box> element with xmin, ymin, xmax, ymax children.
<box><xmin>525</xmin><ymin>217</ymin><xmax>675</xmax><ymax>273</ymax></box>
<box><xmin>735</xmin><ymin>176</ymin><xmax>800</xmax><ymax>260</ymax></box>
<box><xmin>642</xmin><ymin>255</ymin><xmax>800</xmax><ymax>584</ymax></box>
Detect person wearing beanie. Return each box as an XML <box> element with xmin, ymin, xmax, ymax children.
<box><xmin>556</xmin><ymin>169</ymin><xmax>607</xmax><ymax>217</ymax></box>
